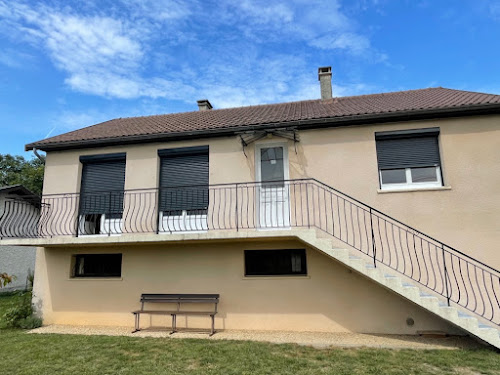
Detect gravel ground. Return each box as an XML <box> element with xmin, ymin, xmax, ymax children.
<box><xmin>29</xmin><ymin>325</ymin><xmax>485</xmax><ymax>350</ymax></box>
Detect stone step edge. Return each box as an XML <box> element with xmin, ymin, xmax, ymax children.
<box><xmin>299</xmin><ymin>232</ymin><xmax>500</xmax><ymax>349</ymax></box>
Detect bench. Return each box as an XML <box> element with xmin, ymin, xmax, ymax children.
<box><xmin>132</xmin><ymin>294</ymin><xmax>219</xmax><ymax>336</ymax></box>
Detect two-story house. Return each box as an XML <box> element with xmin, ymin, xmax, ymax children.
<box><xmin>2</xmin><ymin>67</ymin><xmax>499</xmax><ymax>348</ymax></box>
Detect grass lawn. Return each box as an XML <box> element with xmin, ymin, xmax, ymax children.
<box><xmin>0</xmin><ymin>294</ymin><xmax>499</xmax><ymax>375</ymax></box>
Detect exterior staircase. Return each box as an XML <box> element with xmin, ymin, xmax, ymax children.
<box><xmin>295</xmin><ymin>229</ymin><xmax>500</xmax><ymax>349</ymax></box>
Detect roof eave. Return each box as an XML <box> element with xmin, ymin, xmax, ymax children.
<box><xmin>0</xmin><ymin>185</ymin><xmax>38</xmax><ymax>198</ymax></box>
<box><xmin>26</xmin><ymin>103</ymin><xmax>500</xmax><ymax>152</ymax></box>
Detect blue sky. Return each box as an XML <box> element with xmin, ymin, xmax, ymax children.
<box><xmin>1</xmin><ymin>0</ymin><xmax>500</xmax><ymax>157</ymax></box>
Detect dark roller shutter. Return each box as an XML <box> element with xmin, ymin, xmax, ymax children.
<box><xmin>375</xmin><ymin>129</ymin><xmax>441</xmax><ymax>170</ymax></box>
<box><xmin>79</xmin><ymin>154</ymin><xmax>126</xmax><ymax>215</ymax></box>
<box><xmin>158</xmin><ymin>146</ymin><xmax>209</xmax><ymax>212</ymax></box>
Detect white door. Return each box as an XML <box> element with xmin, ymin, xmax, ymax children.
<box><xmin>256</xmin><ymin>144</ymin><xmax>290</xmax><ymax>228</ymax></box>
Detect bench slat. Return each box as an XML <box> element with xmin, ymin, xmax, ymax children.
<box><xmin>133</xmin><ymin>310</ymin><xmax>218</xmax><ymax>315</ymax></box>
<box><xmin>141</xmin><ymin>294</ymin><xmax>220</xmax><ymax>300</ymax></box>
<box><xmin>173</xmin><ymin>311</ymin><xmax>217</xmax><ymax>315</ymax></box>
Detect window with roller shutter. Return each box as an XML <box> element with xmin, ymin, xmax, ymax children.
<box><xmin>158</xmin><ymin>146</ymin><xmax>209</xmax><ymax>215</ymax></box>
<box><xmin>375</xmin><ymin>128</ymin><xmax>443</xmax><ymax>190</ymax></box>
<box><xmin>79</xmin><ymin>153</ymin><xmax>126</xmax><ymax>217</ymax></box>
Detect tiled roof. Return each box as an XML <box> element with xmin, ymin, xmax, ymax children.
<box><xmin>26</xmin><ymin>87</ymin><xmax>500</xmax><ymax>151</ymax></box>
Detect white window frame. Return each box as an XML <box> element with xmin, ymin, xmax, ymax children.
<box><xmin>379</xmin><ymin>166</ymin><xmax>442</xmax><ymax>191</ymax></box>
<box><xmin>255</xmin><ymin>142</ymin><xmax>291</xmax><ymax>229</ymax></box>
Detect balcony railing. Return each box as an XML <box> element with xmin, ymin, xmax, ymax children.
<box><xmin>0</xmin><ymin>179</ymin><xmax>499</xmax><ymax>326</ymax></box>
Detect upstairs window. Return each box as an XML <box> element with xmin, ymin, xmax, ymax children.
<box><xmin>79</xmin><ymin>153</ymin><xmax>126</xmax><ymax>235</ymax></box>
<box><xmin>375</xmin><ymin>128</ymin><xmax>443</xmax><ymax>190</ymax></box>
<box><xmin>158</xmin><ymin>146</ymin><xmax>209</xmax><ymax>216</ymax></box>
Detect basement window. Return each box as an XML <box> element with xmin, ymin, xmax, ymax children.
<box><xmin>72</xmin><ymin>254</ymin><xmax>122</xmax><ymax>278</ymax></box>
<box><xmin>244</xmin><ymin>249</ymin><xmax>307</xmax><ymax>276</ymax></box>
<box><xmin>375</xmin><ymin>128</ymin><xmax>443</xmax><ymax>190</ymax></box>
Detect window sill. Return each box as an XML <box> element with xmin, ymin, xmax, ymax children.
<box><xmin>377</xmin><ymin>186</ymin><xmax>452</xmax><ymax>194</ymax></box>
<box><xmin>242</xmin><ymin>275</ymin><xmax>310</xmax><ymax>280</ymax></box>
<box><xmin>68</xmin><ymin>277</ymin><xmax>123</xmax><ymax>281</ymax></box>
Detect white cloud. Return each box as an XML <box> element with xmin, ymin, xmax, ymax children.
<box><xmin>224</xmin><ymin>0</ymin><xmax>372</xmax><ymax>56</ymax></box>
<box><xmin>236</xmin><ymin>0</ymin><xmax>294</xmax><ymax>24</ymax></box>
<box><xmin>0</xmin><ymin>2</ymin><xmax>149</xmax><ymax>95</ymax></box>
<box><xmin>0</xmin><ymin>0</ymin><xmax>384</xmax><ymax>107</ymax></box>
<box><xmin>310</xmin><ymin>33</ymin><xmax>371</xmax><ymax>54</ymax></box>
<box><xmin>55</xmin><ymin>110</ymin><xmax>119</xmax><ymax>131</ymax></box>
<box><xmin>121</xmin><ymin>0</ymin><xmax>192</xmax><ymax>21</ymax></box>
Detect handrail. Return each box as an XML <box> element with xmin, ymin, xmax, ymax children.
<box><xmin>308</xmin><ymin>177</ymin><xmax>499</xmax><ymax>274</ymax></box>
<box><xmin>0</xmin><ymin>178</ymin><xmax>498</xmax><ymax>325</ymax></box>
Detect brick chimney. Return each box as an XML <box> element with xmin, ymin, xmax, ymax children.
<box><xmin>197</xmin><ymin>99</ymin><xmax>213</xmax><ymax>111</ymax></box>
<box><xmin>318</xmin><ymin>66</ymin><xmax>332</xmax><ymax>100</ymax></box>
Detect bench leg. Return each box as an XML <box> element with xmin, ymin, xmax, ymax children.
<box><xmin>132</xmin><ymin>313</ymin><xmax>140</xmax><ymax>333</ymax></box>
<box><xmin>209</xmin><ymin>315</ymin><xmax>215</xmax><ymax>336</ymax></box>
<box><xmin>170</xmin><ymin>314</ymin><xmax>176</xmax><ymax>335</ymax></box>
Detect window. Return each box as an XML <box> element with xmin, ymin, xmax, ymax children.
<box><xmin>375</xmin><ymin>128</ymin><xmax>443</xmax><ymax>190</ymax></box>
<box><xmin>158</xmin><ymin>146</ymin><xmax>209</xmax><ymax>214</ymax></box>
<box><xmin>157</xmin><ymin>146</ymin><xmax>210</xmax><ymax>232</ymax></box>
<box><xmin>79</xmin><ymin>153</ymin><xmax>126</xmax><ymax>235</ymax></box>
<box><xmin>72</xmin><ymin>254</ymin><xmax>122</xmax><ymax>278</ymax></box>
<box><xmin>244</xmin><ymin>249</ymin><xmax>307</xmax><ymax>276</ymax></box>
<box><xmin>260</xmin><ymin>147</ymin><xmax>285</xmax><ymax>187</ymax></box>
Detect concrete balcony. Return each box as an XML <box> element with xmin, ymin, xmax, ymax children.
<box><xmin>0</xmin><ymin>180</ymin><xmax>318</xmax><ymax>247</ymax></box>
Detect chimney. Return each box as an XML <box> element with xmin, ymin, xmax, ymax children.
<box><xmin>197</xmin><ymin>99</ymin><xmax>213</xmax><ymax>111</ymax></box>
<box><xmin>318</xmin><ymin>66</ymin><xmax>332</xmax><ymax>100</ymax></box>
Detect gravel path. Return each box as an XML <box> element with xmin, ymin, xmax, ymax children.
<box><xmin>29</xmin><ymin>325</ymin><xmax>485</xmax><ymax>350</ymax></box>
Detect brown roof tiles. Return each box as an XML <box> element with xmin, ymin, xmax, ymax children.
<box><xmin>26</xmin><ymin>87</ymin><xmax>500</xmax><ymax>151</ymax></box>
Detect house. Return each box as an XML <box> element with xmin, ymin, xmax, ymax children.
<box><xmin>2</xmin><ymin>67</ymin><xmax>499</xmax><ymax>347</ymax></box>
<box><xmin>0</xmin><ymin>185</ymin><xmax>38</xmax><ymax>291</ymax></box>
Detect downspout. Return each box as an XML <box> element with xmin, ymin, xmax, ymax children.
<box><xmin>32</xmin><ymin>148</ymin><xmax>45</xmax><ymax>162</ymax></box>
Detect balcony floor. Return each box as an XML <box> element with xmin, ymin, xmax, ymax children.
<box><xmin>0</xmin><ymin>227</ymin><xmax>315</xmax><ymax>248</ymax></box>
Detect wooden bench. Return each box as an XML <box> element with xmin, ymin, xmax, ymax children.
<box><xmin>132</xmin><ymin>294</ymin><xmax>219</xmax><ymax>335</ymax></box>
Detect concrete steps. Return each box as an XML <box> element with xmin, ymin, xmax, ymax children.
<box><xmin>299</xmin><ymin>230</ymin><xmax>500</xmax><ymax>350</ymax></box>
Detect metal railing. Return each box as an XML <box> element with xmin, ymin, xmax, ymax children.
<box><xmin>0</xmin><ymin>179</ymin><xmax>498</xmax><ymax>326</ymax></box>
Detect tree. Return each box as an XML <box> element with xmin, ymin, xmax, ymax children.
<box><xmin>0</xmin><ymin>154</ymin><xmax>45</xmax><ymax>195</ymax></box>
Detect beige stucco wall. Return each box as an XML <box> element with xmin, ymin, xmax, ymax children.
<box><xmin>42</xmin><ymin>114</ymin><xmax>500</xmax><ymax>267</ymax></box>
<box><xmin>33</xmin><ymin>239</ymin><xmax>463</xmax><ymax>335</ymax></box>
<box><xmin>296</xmin><ymin>116</ymin><xmax>500</xmax><ymax>268</ymax></box>
<box><xmin>43</xmin><ymin>137</ymin><xmax>252</xmax><ymax>194</ymax></box>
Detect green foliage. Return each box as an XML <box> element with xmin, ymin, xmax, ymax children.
<box><xmin>26</xmin><ymin>269</ymin><xmax>34</xmax><ymax>290</ymax></box>
<box><xmin>0</xmin><ymin>153</ymin><xmax>45</xmax><ymax>195</ymax></box>
<box><xmin>2</xmin><ymin>290</ymin><xmax>40</xmax><ymax>329</ymax></box>
<box><xmin>17</xmin><ymin>315</ymin><xmax>42</xmax><ymax>329</ymax></box>
<box><xmin>3</xmin><ymin>292</ymin><xmax>32</xmax><ymax>327</ymax></box>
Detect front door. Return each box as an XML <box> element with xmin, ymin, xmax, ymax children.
<box><xmin>256</xmin><ymin>144</ymin><xmax>290</xmax><ymax>228</ymax></box>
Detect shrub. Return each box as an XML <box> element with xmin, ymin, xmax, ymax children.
<box><xmin>2</xmin><ymin>291</ymin><xmax>41</xmax><ymax>329</ymax></box>
<box><xmin>17</xmin><ymin>315</ymin><xmax>43</xmax><ymax>329</ymax></box>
